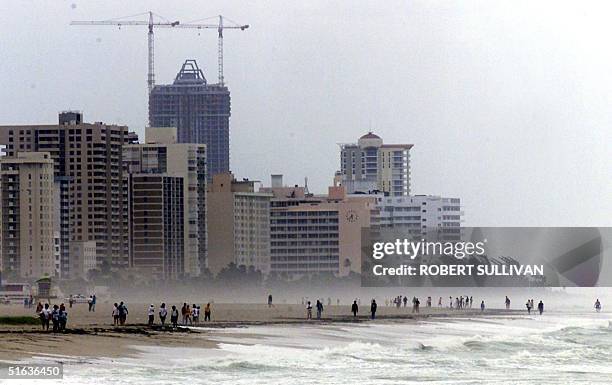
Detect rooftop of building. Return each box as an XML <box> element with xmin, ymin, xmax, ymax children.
<box><xmin>360</xmin><ymin>131</ymin><xmax>381</xmax><ymax>139</ymax></box>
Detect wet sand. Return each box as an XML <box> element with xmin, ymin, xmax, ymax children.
<box><xmin>0</xmin><ymin>302</ymin><xmax>519</xmax><ymax>360</ymax></box>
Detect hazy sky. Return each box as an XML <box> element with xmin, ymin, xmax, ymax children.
<box><xmin>0</xmin><ymin>0</ymin><xmax>610</xmax><ymax>227</ymax></box>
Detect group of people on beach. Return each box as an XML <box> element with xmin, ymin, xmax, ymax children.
<box><xmin>139</xmin><ymin>302</ymin><xmax>212</xmax><ymax>327</ymax></box>
<box><xmin>36</xmin><ymin>302</ymin><xmax>68</xmax><ymax>332</ymax></box>
<box><xmin>111</xmin><ymin>302</ymin><xmax>129</xmax><ymax>325</ymax></box>
<box><xmin>300</xmin><ymin>294</ymin><xmax>604</xmax><ymax>320</ymax></box>
<box><xmin>525</xmin><ymin>299</ymin><xmax>544</xmax><ymax>315</ymax></box>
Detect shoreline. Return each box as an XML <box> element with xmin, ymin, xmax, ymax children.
<box><xmin>0</xmin><ymin>307</ymin><xmax>522</xmax><ymax>361</ymax></box>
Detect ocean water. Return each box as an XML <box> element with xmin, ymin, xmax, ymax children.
<box><xmin>28</xmin><ymin>311</ymin><xmax>612</xmax><ymax>385</ymax></box>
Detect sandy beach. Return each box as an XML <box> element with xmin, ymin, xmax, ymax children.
<box><xmin>0</xmin><ymin>301</ymin><xmax>520</xmax><ymax>361</ymax></box>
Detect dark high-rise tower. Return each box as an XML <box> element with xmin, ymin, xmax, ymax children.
<box><xmin>149</xmin><ymin>60</ymin><xmax>231</xmax><ymax>181</ymax></box>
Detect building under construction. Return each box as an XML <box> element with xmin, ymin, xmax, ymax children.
<box><xmin>149</xmin><ymin>60</ymin><xmax>231</xmax><ymax>181</ymax></box>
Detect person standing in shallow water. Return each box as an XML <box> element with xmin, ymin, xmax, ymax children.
<box><xmin>594</xmin><ymin>299</ymin><xmax>601</xmax><ymax>312</ymax></box>
<box><xmin>505</xmin><ymin>296</ymin><xmax>511</xmax><ymax>309</ymax></box>
<box><xmin>480</xmin><ymin>300</ymin><xmax>485</xmax><ymax>312</ymax></box>
<box><xmin>538</xmin><ymin>300</ymin><xmax>544</xmax><ymax>315</ymax></box>
<box><xmin>526</xmin><ymin>300</ymin><xmax>531</xmax><ymax>314</ymax></box>
<box><xmin>306</xmin><ymin>301</ymin><xmax>313</xmax><ymax>320</ymax></box>
<box><xmin>316</xmin><ymin>300</ymin><xmax>323</xmax><ymax>319</ymax></box>
<box><xmin>371</xmin><ymin>299</ymin><xmax>377</xmax><ymax>319</ymax></box>
<box><xmin>352</xmin><ymin>300</ymin><xmax>359</xmax><ymax>317</ymax></box>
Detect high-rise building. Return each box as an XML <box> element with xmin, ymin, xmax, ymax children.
<box><xmin>207</xmin><ymin>173</ymin><xmax>272</xmax><ymax>275</ymax></box>
<box><xmin>0</xmin><ymin>112</ymin><xmax>136</xmax><ymax>277</ymax></box>
<box><xmin>370</xmin><ymin>194</ymin><xmax>463</xmax><ymax>239</ymax></box>
<box><xmin>149</xmin><ymin>60</ymin><xmax>230</xmax><ymax>181</ymax></box>
<box><xmin>260</xmin><ymin>175</ymin><xmax>376</xmax><ymax>278</ymax></box>
<box><xmin>0</xmin><ymin>152</ymin><xmax>55</xmax><ymax>279</ymax></box>
<box><xmin>338</xmin><ymin>132</ymin><xmax>412</xmax><ymax>196</ymax></box>
<box><xmin>124</xmin><ymin>127</ymin><xmax>207</xmax><ymax>278</ymax></box>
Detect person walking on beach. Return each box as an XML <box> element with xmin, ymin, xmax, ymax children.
<box><xmin>204</xmin><ymin>303</ymin><xmax>211</xmax><ymax>322</ymax></box>
<box><xmin>92</xmin><ymin>294</ymin><xmax>96</xmax><ymax>312</ymax></box>
<box><xmin>403</xmin><ymin>296</ymin><xmax>408</xmax><ymax>308</ymax></box>
<box><xmin>268</xmin><ymin>294</ymin><xmax>273</xmax><ymax>308</ymax></box>
<box><xmin>170</xmin><ymin>305</ymin><xmax>179</xmax><ymax>328</ymax></box>
<box><xmin>481</xmin><ymin>300</ymin><xmax>485</xmax><ymax>312</ymax></box>
<box><xmin>186</xmin><ymin>304</ymin><xmax>192</xmax><ymax>325</ymax></box>
<box><xmin>159</xmin><ymin>303</ymin><xmax>168</xmax><ymax>326</ymax></box>
<box><xmin>192</xmin><ymin>304</ymin><xmax>199</xmax><ymax>325</ymax></box>
<box><xmin>526</xmin><ymin>300</ymin><xmax>532</xmax><ymax>314</ymax></box>
<box><xmin>118</xmin><ymin>301</ymin><xmax>128</xmax><ymax>325</ymax></box>
<box><xmin>112</xmin><ymin>303</ymin><xmax>119</xmax><ymax>325</ymax></box>
<box><xmin>438</xmin><ymin>297</ymin><xmax>442</xmax><ymax>308</ymax></box>
<box><xmin>181</xmin><ymin>303</ymin><xmax>188</xmax><ymax>325</ymax></box>
<box><xmin>147</xmin><ymin>304</ymin><xmax>155</xmax><ymax>326</ymax></box>
<box><xmin>316</xmin><ymin>300</ymin><xmax>323</xmax><ymax>319</ymax></box>
<box><xmin>537</xmin><ymin>300</ymin><xmax>544</xmax><ymax>315</ymax></box>
<box><xmin>470</xmin><ymin>296</ymin><xmax>473</xmax><ymax>308</ymax></box>
<box><xmin>505</xmin><ymin>296</ymin><xmax>511</xmax><ymax>309</ymax></box>
<box><xmin>595</xmin><ymin>299</ymin><xmax>602</xmax><ymax>312</ymax></box>
<box><xmin>51</xmin><ymin>304</ymin><xmax>60</xmax><ymax>332</ymax></box>
<box><xmin>69</xmin><ymin>295</ymin><xmax>74</xmax><ymax>308</ymax></box>
<box><xmin>371</xmin><ymin>299</ymin><xmax>377</xmax><ymax>319</ymax></box>
<box><xmin>88</xmin><ymin>296</ymin><xmax>93</xmax><ymax>312</ymax></box>
<box><xmin>39</xmin><ymin>303</ymin><xmax>51</xmax><ymax>331</ymax></box>
<box><xmin>59</xmin><ymin>304</ymin><xmax>68</xmax><ymax>332</ymax></box>
<box><xmin>306</xmin><ymin>301</ymin><xmax>313</xmax><ymax>320</ymax></box>
<box><xmin>352</xmin><ymin>300</ymin><xmax>359</xmax><ymax>317</ymax></box>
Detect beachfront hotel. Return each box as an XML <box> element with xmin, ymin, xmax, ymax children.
<box><xmin>372</xmin><ymin>194</ymin><xmax>463</xmax><ymax>239</ymax></box>
<box><xmin>124</xmin><ymin>127</ymin><xmax>207</xmax><ymax>279</ymax></box>
<box><xmin>207</xmin><ymin>173</ymin><xmax>273</xmax><ymax>276</ymax></box>
<box><xmin>0</xmin><ymin>152</ymin><xmax>55</xmax><ymax>279</ymax></box>
<box><xmin>260</xmin><ymin>175</ymin><xmax>376</xmax><ymax>278</ymax></box>
<box><xmin>337</xmin><ymin>132</ymin><xmax>412</xmax><ymax>196</ymax></box>
<box><xmin>0</xmin><ymin>112</ymin><xmax>137</xmax><ymax>278</ymax></box>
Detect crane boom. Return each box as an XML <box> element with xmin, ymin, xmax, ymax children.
<box><xmin>71</xmin><ymin>11</ymin><xmax>249</xmax><ymax>92</ymax></box>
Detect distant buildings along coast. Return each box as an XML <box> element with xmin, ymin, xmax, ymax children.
<box><xmin>0</xmin><ymin>72</ymin><xmax>462</xmax><ymax>282</ymax></box>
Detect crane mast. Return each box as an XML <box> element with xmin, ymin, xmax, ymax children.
<box><xmin>148</xmin><ymin>12</ymin><xmax>155</xmax><ymax>93</ymax></box>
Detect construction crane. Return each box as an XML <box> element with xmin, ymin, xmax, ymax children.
<box><xmin>71</xmin><ymin>11</ymin><xmax>248</xmax><ymax>93</ymax></box>
<box><xmin>172</xmin><ymin>15</ymin><xmax>249</xmax><ymax>86</ymax></box>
